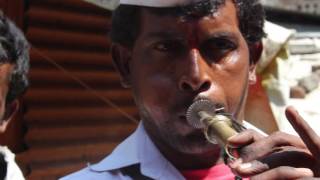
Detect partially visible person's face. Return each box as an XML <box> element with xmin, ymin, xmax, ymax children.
<box><xmin>117</xmin><ymin>0</ymin><xmax>258</xmax><ymax>154</ymax></box>
<box><xmin>0</xmin><ymin>63</ymin><xmax>14</xmax><ymax>133</ymax></box>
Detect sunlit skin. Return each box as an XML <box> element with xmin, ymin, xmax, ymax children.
<box><xmin>0</xmin><ymin>63</ymin><xmax>16</xmax><ymax>133</ymax></box>
<box><xmin>113</xmin><ymin>1</ymin><xmax>260</xmax><ymax>170</ymax></box>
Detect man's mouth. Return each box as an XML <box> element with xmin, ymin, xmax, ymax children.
<box><xmin>178</xmin><ymin>114</ymin><xmax>186</xmax><ymax>120</ymax></box>
<box><xmin>177</xmin><ymin>114</ymin><xmax>200</xmax><ymax>132</ymax></box>
<box><xmin>178</xmin><ymin>114</ymin><xmax>192</xmax><ymax>127</ymax></box>
<box><xmin>192</xmin><ymin>96</ymin><xmax>227</xmax><ymax>113</ymax></box>
<box><xmin>186</xmin><ymin>129</ymin><xmax>208</xmax><ymax>142</ymax></box>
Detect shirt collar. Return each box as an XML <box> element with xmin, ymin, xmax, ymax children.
<box><xmin>88</xmin><ymin>122</ymin><xmax>185</xmax><ymax>179</ymax></box>
<box><xmin>88</xmin><ymin>120</ymin><xmax>264</xmax><ymax>179</ymax></box>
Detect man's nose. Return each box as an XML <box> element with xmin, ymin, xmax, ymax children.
<box><xmin>178</xmin><ymin>49</ymin><xmax>211</xmax><ymax>93</ymax></box>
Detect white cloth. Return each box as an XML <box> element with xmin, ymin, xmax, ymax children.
<box><xmin>61</xmin><ymin>121</ymin><xmax>264</xmax><ymax>180</ymax></box>
<box><xmin>120</xmin><ymin>0</ymin><xmax>203</xmax><ymax>7</ymax></box>
<box><xmin>0</xmin><ymin>146</ymin><xmax>24</xmax><ymax>180</ymax></box>
<box><xmin>83</xmin><ymin>0</ymin><xmax>205</xmax><ymax>11</ymax></box>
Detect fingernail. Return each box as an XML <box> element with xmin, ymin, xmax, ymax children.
<box><xmin>291</xmin><ymin>107</ymin><xmax>301</xmax><ymax>116</ymax></box>
<box><xmin>296</xmin><ymin>168</ymin><xmax>313</xmax><ymax>176</ymax></box>
<box><xmin>228</xmin><ymin>158</ymin><xmax>243</xmax><ymax>169</ymax></box>
<box><xmin>228</xmin><ymin>134</ymin><xmax>238</xmax><ymax>141</ymax></box>
<box><xmin>239</xmin><ymin>162</ymin><xmax>252</xmax><ymax>170</ymax></box>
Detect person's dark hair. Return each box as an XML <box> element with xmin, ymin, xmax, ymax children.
<box><xmin>0</xmin><ymin>12</ymin><xmax>29</xmax><ymax>103</ymax></box>
<box><xmin>110</xmin><ymin>0</ymin><xmax>265</xmax><ymax>47</ymax></box>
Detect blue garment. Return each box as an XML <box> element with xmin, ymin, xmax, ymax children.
<box><xmin>61</xmin><ymin>121</ymin><xmax>264</xmax><ymax>180</ymax></box>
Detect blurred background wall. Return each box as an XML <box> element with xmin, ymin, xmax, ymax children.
<box><xmin>0</xmin><ymin>0</ymin><xmax>139</xmax><ymax>179</ymax></box>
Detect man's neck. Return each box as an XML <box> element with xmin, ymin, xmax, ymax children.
<box><xmin>159</xmin><ymin>145</ymin><xmax>224</xmax><ymax>170</ymax></box>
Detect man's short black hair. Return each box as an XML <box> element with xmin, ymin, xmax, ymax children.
<box><xmin>110</xmin><ymin>0</ymin><xmax>265</xmax><ymax>47</ymax></box>
<box><xmin>0</xmin><ymin>13</ymin><xmax>29</xmax><ymax>103</ymax></box>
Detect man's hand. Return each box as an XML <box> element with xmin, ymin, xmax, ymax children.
<box><xmin>226</xmin><ymin>106</ymin><xmax>320</xmax><ymax>179</ymax></box>
<box><xmin>286</xmin><ymin>106</ymin><xmax>320</xmax><ymax>177</ymax></box>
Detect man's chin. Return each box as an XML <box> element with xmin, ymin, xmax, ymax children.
<box><xmin>170</xmin><ymin>138</ymin><xmax>221</xmax><ymax>155</ymax></box>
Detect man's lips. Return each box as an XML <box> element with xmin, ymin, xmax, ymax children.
<box><xmin>178</xmin><ymin>114</ymin><xmax>186</xmax><ymax>120</ymax></box>
<box><xmin>176</xmin><ymin>114</ymin><xmax>201</xmax><ymax>134</ymax></box>
<box><xmin>177</xmin><ymin>112</ymin><xmax>205</xmax><ymax>135</ymax></box>
<box><xmin>178</xmin><ymin>114</ymin><xmax>192</xmax><ymax>127</ymax></box>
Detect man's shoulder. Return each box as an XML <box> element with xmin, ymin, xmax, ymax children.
<box><xmin>60</xmin><ymin>166</ymin><xmax>121</xmax><ymax>180</ymax></box>
<box><xmin>59</xmin><ymin>126</ymin><xmax>140</xmax><ymax>180</ymax></box>
<box><xmin>59</xmin><ymin>166</ymin><xmax>101</xmax><ymax>180</ymax></box>
<box><xmin>60</xmin><ymin>123</ymin><xmax>147</xmax><ymax>180</ymax></box>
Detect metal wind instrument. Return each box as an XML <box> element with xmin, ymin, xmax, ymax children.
<box><xmin>186</xmin><ymin>99</ymin><xmax>246</xmax><ymax>160</ymax></box>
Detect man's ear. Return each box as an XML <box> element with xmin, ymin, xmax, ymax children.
<box><xmin>249</xmin><ymin>41</ymin><xmax>263</xmax><ymax>65</ymax></box>
<box><xmin>111</xmin><ymin>44</ymin><xmax>132</xmax><ymax>88</ymax></box>
<box><xmin>0</xmin><ymin>100</ymin><xmax>19</xmax><ymax>133</ymax></box>
<box><xmin>249</xmin><ymin>41</ymin><xmax>263</xmax><ymax>84</ymax></box>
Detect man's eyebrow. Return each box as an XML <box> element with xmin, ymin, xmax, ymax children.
<box><xmin>206</xmin><ymin>31</ymin><xmax>238</xmax><ymax>40</ymax></box>
<box><xmin>143</xmin><ymin>31</ymin><xmax>239</xmax><ymax>42</ymax></box>
<box><xmin>144</xmin><ymin>31</ymin><xmax>182</xmax><ymax>40</ymax></box>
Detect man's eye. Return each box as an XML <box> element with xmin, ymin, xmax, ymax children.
<box><xmin>154</xmin><ymin>43</ymin><xmax>169</xmax><ymax>51</ymax></box>
<box><xmin>208</xmin><ymin>39</ymin><xmax>236</xmax><ymax>50</ymax></box>
<box><xmin>153</xmin><ymin>41</ymin><xmax>183</xmax><ymax>53</ymax></box>
<box><xmin>200</xmin><ymin>39</ymin><xmax>237</xmax><ymax>61</ymax></box>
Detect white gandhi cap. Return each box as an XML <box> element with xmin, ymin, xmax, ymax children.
<box><xmin>82</xmin><ymin>0</ymin><xmax>205</xmax><ymax>10</ymax></box>
<box><xmin>120</xmin><ymin>0</ymin><xmax>204</xmax><ymax>7</ymax></box>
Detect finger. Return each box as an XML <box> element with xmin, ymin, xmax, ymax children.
<box><xmin>227</xmin><ymin>129</ymin><xmax>265</xmax><ymax>147</ymax></box>
<box><xmin>250</xmin><ymin>167</ymin><xmax>313</xmax><ymax>180</ymax></box>
<box><xmin>238</xmin><ymin>132</ymin><xmax>307</xmax><ymax>162</ymax></box>
<box><xmin>230</xmin><ymin>150</ymin><xmax>314</xmax><ymax>177</ymax></box>
<box><xmin>261</xmin><ymin>150</ymin><xmax>314</xmax><ymax>170</ymax></box>
<box><xmin>229</xmin><ymin>159</ymin><xmax>269</xmax><ymax>177</ymax></box>
<box><xmin>286</xmin><ymin>106</ymin><xmax>320</xmax><ymax>158</ymax></box>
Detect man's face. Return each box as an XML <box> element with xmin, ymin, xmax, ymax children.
<box><xmin>123</xmin><ymin>1</ymin><xmax>257</xmax><ymax>154</ymax></box>
<box><xmin>0</xmin><ymin>63</ymin><xmax>14</xmax><ymax>132</ymax></box>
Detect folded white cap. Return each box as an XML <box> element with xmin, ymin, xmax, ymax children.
<box><xmin>82</xmin><ymin>0</ymin><xmax>120</xmax><ymax>10</ymax></box>
<box><xmin>120</xmin><ymin>0</ymin><xmax>203</xmax><ymax>7</ymax></box>
<box><xmin>83</xmin><ymin>0</ymin><xmax>204</xmax><ymax>10</ymax></box>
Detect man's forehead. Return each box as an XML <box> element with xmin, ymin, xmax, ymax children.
<box><xmin>138</xmin><ymin>1</ymin><xmax>240</xmax><ymax>41</ymax></box>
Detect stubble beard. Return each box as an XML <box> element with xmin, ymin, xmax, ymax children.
<box><xmin>139</xmin><ymin>105</ymin><xmax>218</xmax><ymax>155</ymax></box>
